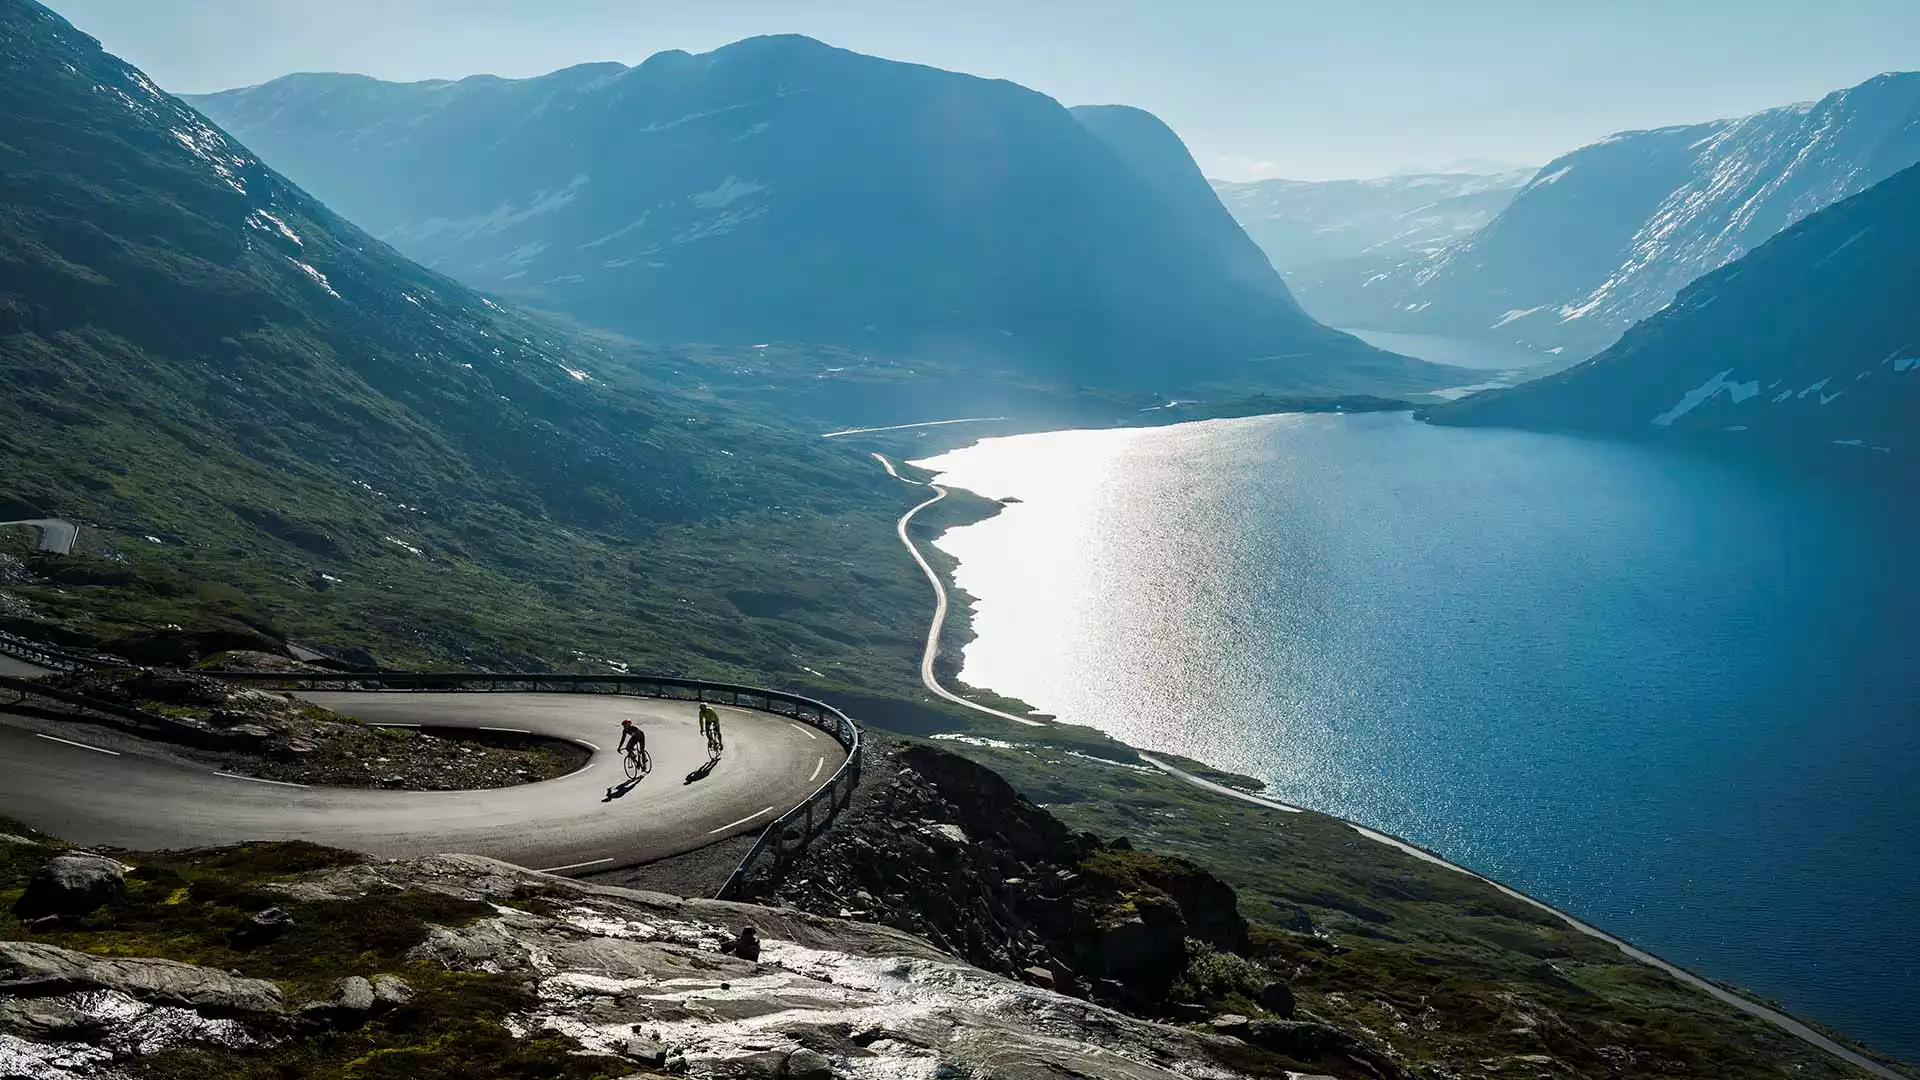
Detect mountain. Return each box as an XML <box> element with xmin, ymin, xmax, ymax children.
<box><xmin>1210</xmin><ymin>169</ymin><xmax>1534</xmax><ymax>273</ymax></box>
<box><xmin>186</xmin><ymin>38</ymin><xmax>1450</xmax><ymax>397</ymax></box>
<box><xmin>1210</xmin><ymin>168</ymin><xmax>1535</xmax><ymax>328</ymax></box>
<box><xmin>0</xmin><ymin>0</ymin><xmax>932</xmax><ymax>682</ymax></box>
<box><xmin>1426</xmin><ymin>160</ymin><xmax>1920</xmax><ymax>462</ymax></box>
<box><xmin>1348</xmin><ymin>72</ymin><xmax>1920</xmax><ymax>359</ymax></box>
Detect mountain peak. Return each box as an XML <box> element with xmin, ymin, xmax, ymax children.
<box><xmin>192</xmin><ymin>45</ymin><xmax>1446</xmax><ymax>396</ymax></box>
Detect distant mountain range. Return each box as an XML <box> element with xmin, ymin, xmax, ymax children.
<box><xmin>1427</xmin><ymin>160</ymin><xmax>1920</xmax><ymax>463</ymax></box>
<box><xmin>190</xmin><ymin>39</ymin><xmax>1450</xmax><ymax>398</ymax></box>
<box><xmin>1294</xmin><ymin>72</ymin><xmax>1920</xmax><ymax>360</ymax></box>
<box><xmin>1212</xmin><ymin>168</ymin><xmax>1536</xmax><ymax>335</ymax></box>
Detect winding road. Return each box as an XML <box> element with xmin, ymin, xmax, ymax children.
<box><xmin>877</xmin><ymin>453</ymin><xmax>1043</xmax><ymax>728</ymax></box>
<box><xmin>0</xmin><ymin>692</ymin><xmax>844</xmax><ymax>875</ymax></box>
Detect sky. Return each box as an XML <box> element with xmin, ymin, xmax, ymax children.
<box><xmin>45</xmin><ymin>0</ymin><xmax>1920</xmax><ymax>181</ymax></box>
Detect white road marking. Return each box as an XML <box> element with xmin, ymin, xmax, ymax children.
<box><xmin>370</xmin><ymin>722</ymin><xmax>420</xmax><ymax>728</ymax></box>
<box><xmin>536</xmin><ymin>857</ymin><xmax>613</xmax><ymax>873</ymax></box>
<box><xmin>35</xmin><ymin>733</ymin><xmax>119</xmax><ymax>756</ymax></box>
<box><xmin>809</xmin><ymin>756</ymin><xmax>825</xmax><ymax>782</ymax></box>
<box><xmin>214</xmin><ymin>772</ymin><xmax>308</xmax><ymax>789</ymax></box>
<box><xmin>480</xmin><ymin>726</ymin><xmax>531</xmax><ymax>734</ymax></box>
<box><xmin>708</xmin><ymin>805</ymin><xmax>776</xmax><ymax>834</ymax></box>
<box><xmin>572</xmin><ymin>739</ymin><xmax>599</xmax><ymax>752</ymax></box>
<box><xmin>791</xmin><ymin>724</ymin><xmax>818</xmax><ymax>740</ymax></box>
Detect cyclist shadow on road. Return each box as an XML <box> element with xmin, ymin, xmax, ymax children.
<box><xmin>602</xmin><ymin>775</ymin><xmax>646</xmax><ymax>802</ymax></box>
<box><xmin>684</xmin><ymin>744</ymin><xmax>722</xmax><ymax>786</ymax></box>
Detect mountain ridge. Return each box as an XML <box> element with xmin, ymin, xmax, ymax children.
<box><xmin>1316</xmin><ymin>71</ymin><xmax>1920</xmax><ymax>358</ymax></box>
<box><xmin>1426</xmin><ymin>159</ymin><xmax>1920</xmax><ymax>463</ymax></box>
<box><xmin>187</xmin><ymin>35</ymin><xmax>1452</xmax><ymax>398</ymax></box>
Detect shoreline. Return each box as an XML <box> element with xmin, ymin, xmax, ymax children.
<box><xmin>881</xmin><ymin>439</ymin><xmax>1909</xmax><ymax>1080</ymax></box>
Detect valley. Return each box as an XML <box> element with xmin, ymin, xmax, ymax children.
<box><xmin>1</xmin><ymin>1</ymin><xmax>1916</xmax><ymax>1078</ymax></box>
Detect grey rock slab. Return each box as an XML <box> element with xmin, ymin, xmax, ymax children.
<box><xmin>370</xmin><ymin>973</ymin><xmax>414</xmax><ymax>1008</ymax></box>
<box><xmin>332</xmin><ymin>976</ymin><xmax>375</xmax><ymax>1011</ymax></box>
<box><xmin>785</xmin><ymin>1047</ymin><xmax>832</xmax><ymax>1080</ymax></box>
<box><xmin>0</xmin><ymin>940</ymin><xmax>282</xmax><ymax>1014</ymax></box>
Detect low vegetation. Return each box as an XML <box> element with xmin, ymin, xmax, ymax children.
<box><xmin>0</xmin><ymin>826</ymin><xmax>631</xmax><ymax>1080</ymax></box>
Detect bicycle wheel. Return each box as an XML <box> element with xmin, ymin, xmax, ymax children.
<box><xmin>623</xmin><ymin>751</ymin><xmax>642</xmax><ymax>780</ymax></box>
<box><xmin>639</xmin><ymin>748</ymin><xmax>652</xmax><ymax>774</ymax></box>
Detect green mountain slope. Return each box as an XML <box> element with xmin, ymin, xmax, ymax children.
<box><xmin>0</xmin><ymin>0</ymin><xmax>931</xmax><ymax>684</ymax></box>
<box><xmin>187</xmin><ymin>38</ymin><xmax>1453</xmax><ymax>398</ymax></box>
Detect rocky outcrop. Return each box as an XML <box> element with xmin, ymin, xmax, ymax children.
<box><xmin>0</xmin><ymin>940</ymin><xmax>283</xmax><ymax>1014</ymax></box>
<box><xmin>11</xmin><ymin>854</ymin><xmax>125</xmax><ymax>921</ymax></box>
<box><xmin>317</xmin><ymin>854</ymin><xmax>1349</xmax><ymax>1079</ymax></box>
<box><xmin>737</xmin><ymin>737</ymin><xmax>1264</xmax><ymax>1013</ymax></box>
<box><xmin>0</xmin><ymin>847</ymin><xmax>1402</xmax><ymax>1079</ymax></box>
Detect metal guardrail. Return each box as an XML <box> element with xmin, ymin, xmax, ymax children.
<box><xmin>199</xmin><ymin>670</ymin><xmax>862</xmax><ymax>899</ymax></box>
<box><xmin>0</xmin><ymin>673</ymin><xmax>234</xmax><ymax>747</ymax></box>
<box><xmin>0</xmin><ymin>629</ymin><xmax>121</xmax><ymax>673</ymax></box>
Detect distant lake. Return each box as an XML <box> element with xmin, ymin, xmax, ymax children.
<box><xmin>916</xmin><ymin>412</ymin><xmax>1920</xmax><ymax>1060</ymax></box>
<box><xmin>1341</xmin><ymin>327</ymin><xmax>1556</xmax><ymax>370</ymax></box>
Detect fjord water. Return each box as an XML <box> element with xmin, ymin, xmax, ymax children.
<box><xmin>916</xmin><ymin>412</ymin><xmax>1920</xmax><ymax>1058</ymax></box>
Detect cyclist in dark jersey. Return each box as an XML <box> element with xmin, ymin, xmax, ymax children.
<box><xmin>618</xmin><ymin>718</ymin><xmax>645</xmax><ymax>757</ymax></box>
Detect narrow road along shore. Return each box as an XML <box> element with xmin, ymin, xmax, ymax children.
<box><xmin>876</xmin><ymin>453</ymin><xmax>1043</xmax><ymax>728</ymax></box>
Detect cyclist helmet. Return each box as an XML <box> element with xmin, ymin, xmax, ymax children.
<box><xmin>622</xmin><ymin>718</ymin><xmax>635</xmax><ymax>728</ymax></box>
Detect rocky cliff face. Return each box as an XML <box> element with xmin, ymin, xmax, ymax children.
<box><xmin>735</xmin><ymin>738</ymin><xmax>1278</xmax><ymax>1020</ymax></box>
<box><xmin>1427</xmin><ymin>160</ymin><xmax>1920</xmax><ymax>464</ymax></box>
<box><xmin>188</xmin><ymin>37</ymin><xmax>1450</xmax><ymax>397</ymax></box>
<box><xmin>1344</xmin><ymin>72</ymin><xmax>1920</xmax><ymax>359</ymax></box>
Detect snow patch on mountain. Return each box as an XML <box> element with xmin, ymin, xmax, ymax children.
<box><xmin>1652</xmin><ymin>369</ymin><xmax>1737</xmax><ymax>426</ymax></box>
<box><xmin>389</xmin><ymin>175</ymin><xmax>590</xmax><ymax>246</ymax></box>
<box><xmin>288</xmin><ymin>258</ymin><xmax>340</xmax><ymax>299</ymax></box>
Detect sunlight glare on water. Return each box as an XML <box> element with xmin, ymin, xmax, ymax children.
<box><xmin>911</xmin><ymin>411</ymin><xmax>1920</xmax><ymax>1059</ymax></box>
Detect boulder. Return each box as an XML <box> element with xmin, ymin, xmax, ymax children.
<box><xmin>332</xmin><ymin>976</ymin><xmax>376</xmax><ymax>1011</ymax></box>
<box><xmin>1209</xmin><ymin>1014</ymin><xmax>1251</xmax><ymax>1037</ymax></box>
<box><xmin>371</xmin><ymin>973</ymin><xmax>414</xmax><ymax>1008</ymax></box>
<box><xmin>11</xmin><ymin>853</ymin><xmax>125</xmax><ymax>920</ymax></box>
<box><xmin>1256</xmin><ymin>980</ymin><xmax>1296</xmax><ymax>1019</ymax></box>
<box><xmin>786</xmin><ymin>1048</ymin><xmax>833</xmax><ymax>1080</ymax></box>
<box><xmin>0</xmin><ymin>940</ymin><xmax>282</xmax><ymax>1014</ymax></box>
<box><xmin>298</xmin><ymin>975</ymin><xmax>376</xmax><ymax>1027</ymax></box>
<box><xmin>234</xmin><ymin>906</ymin><xmax>295</xmax><ymax>944</ymax></box>
<box><xmin>623</xmin><ymin>1038</ymin><xmax>669</xmax><ymax>1067</ymax></box>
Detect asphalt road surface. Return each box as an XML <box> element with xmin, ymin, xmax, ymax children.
<box><xmin>0</xmin><ymin>518</ymin><xmax>77</xmax><ymax>555</ymax></box>
<box><xmin>0</xmin><ymin>692</ymin><xmax>843</xmax><ymax>875</ymax></box>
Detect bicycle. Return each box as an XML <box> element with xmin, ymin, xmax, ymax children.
<box><xmin>623</xmin><ymin>743</ymin><xmax>651</xmax><ymax>779</ymax></box>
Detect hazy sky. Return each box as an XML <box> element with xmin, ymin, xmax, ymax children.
<box><xmin>46</xmin><ymin>0</ymin><xmax>1920</xmax><ymax>181</ymax></box>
